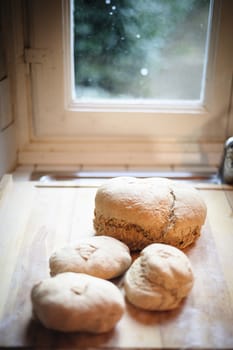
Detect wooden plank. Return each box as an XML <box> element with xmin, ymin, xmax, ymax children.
<box><xmin>0</xmin><ymin>186</ymin><xmax>79</xmax><ymax>346</ymax></box>
<box><xmin>224</xmin><ymin>190</ymin><xmax>233</xmax><ymax>211</ymax></box>
<box><xmin>0</xmin><ymin>180</ymin><xmax>36</xmax><ymax>319</ymax></box>
<box><xmin>0</xmin><ymin>174</ymin><xmax>13</xmax><ymax>202</ymax></box>
<box><xmin>159</xmin><ymin>220</ymin><xmax>233</xmax><ymax>348</ymax></box>
<box><xmin>69</xmin><ymin>187</ymin><xmax>97</xmax><ymax>242</ymax></box>
<box><xmin>0</xmin><ymin>183</ymin><xmax>232</xmax><ymax>348</ymax></box>
<box><xmin>18</xmin><ymin>149</ymin><xmax>221</xmax><ymax>167</ymax></box>
<box><xmin>34</xmin><ymin>181</ymin><xmax>233</xmax><ymax>191</ymax></box>
<box><xmin>200</xmin><ymin>190</ymin><xmax>233</xmax><ymax>306</ymax></box>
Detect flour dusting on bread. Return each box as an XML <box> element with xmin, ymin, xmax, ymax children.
<box><xmin>94</xmin><ymin>177</ymin><xmax>207</xmax><ymax>251</ymax></box>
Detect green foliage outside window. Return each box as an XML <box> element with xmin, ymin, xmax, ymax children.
<box><xmin>73</xmin><ymin>0</ymin><xmax>210</xmax><ymax>99</ymax></box>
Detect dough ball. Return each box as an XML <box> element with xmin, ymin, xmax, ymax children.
<box><xmin>124</xmin><ymin>243</ymin><xmax>194</xmax><ymax>310</ymax></box>
<box><xmin>94</xmin><ymin>177</ymin><xmax>207</xmax><ymax>251</ymax></box>
<box><xmin>31</xmin><ymin>272</ymin><xmax>125</xmax><ymax>333</ymax></box>
<box><xmin>49</xmin><ymin>235</ymin><xmax>132</xmax><ymax>279</ymax></box>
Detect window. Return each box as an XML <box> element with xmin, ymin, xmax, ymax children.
<box><xmin>17</xmin><ymin>0</ymin><xmax>233</xmax><ymax>166</ymax></box>
<box><xmin>73</xmin><ymin>0</ymin><xmax>210</xmax><ymax>102</ymax></box>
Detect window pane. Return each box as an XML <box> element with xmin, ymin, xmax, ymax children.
<box><xmin>73</xmin><ymin>0</ymin><xmax>211</xmax><ymax>101</ymax></box>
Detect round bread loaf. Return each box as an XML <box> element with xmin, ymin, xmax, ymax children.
<box><xmin>94</xmin><ymin>177</ymin><xmax>207</xmax><ymax>251</ymax></box>
<box><xmin>124</xmin><ymin>243</ymin><xmax>194</xmax><ymax>310</ymax></box>
<box><xmin>49</xmin><ymin>235</ymin><xmax>132</xmax><ymax>279</ymax></box>
<box><xmin>31</xmin><ymin>272</ymin><xmax>125</xmax><ymax>333</ymax></box>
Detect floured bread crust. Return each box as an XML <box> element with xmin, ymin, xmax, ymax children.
<box><xmin>124</xmin><ymin>243</ymin><xmax>194</xmax><ymax>310</ymax></box>
<box><xmin>49</xmin><ymin>235</ymin><xmax>132</xmax><ymax>279</ymax></box>
<box><xmin>94</xmin><ymin>177</ymin><xmax>207</xmax><ymax>250</ymax></box>
<box><xmin>31</xmin><ymin>272</ymin><xmax>125</xmax><ymax>333</ymax></box>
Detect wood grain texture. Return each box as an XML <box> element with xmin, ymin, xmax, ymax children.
<box><xmin>0</xmin><ymin>179</ymin><xmax>232</xmax><ymax>348</ymax></box>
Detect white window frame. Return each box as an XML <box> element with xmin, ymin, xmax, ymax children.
<box><xmin>14</xmin><ymin>0</ymin><xmax>233</xmax><ymax>167</ymax></box>
<box><xmin>67</xmin><ymin>0</ymin><xmax>211</xmax><ymax>109</ymax></box>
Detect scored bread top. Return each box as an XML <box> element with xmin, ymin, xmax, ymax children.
<box><xmin>94</xmin><ymin>177</ymin><xmax>207</xmax><ymax>250</ymax></box>
<box><xmin>95</xmin><ymin>177</ymin><xmax>207</xmax><ymax>233</ymax></box>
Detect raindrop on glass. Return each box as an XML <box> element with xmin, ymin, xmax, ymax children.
<box><xmin>140</xmin><ymin>68</ymin><xmax>148</xmax><ymax>76</ymax></box>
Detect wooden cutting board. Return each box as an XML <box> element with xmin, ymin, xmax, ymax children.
<box><xmin>0</xmin><ymin>175</ymin><xmax>232</xmax><ymax>348</ymax></box>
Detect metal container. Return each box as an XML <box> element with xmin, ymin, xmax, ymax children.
<box><xmin>219</xmin><ymin>137</ymin><xmax>233</xmax><ymax>184</ymax></box>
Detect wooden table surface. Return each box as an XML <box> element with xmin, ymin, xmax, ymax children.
<box><xmin>0</xmin><ymin>175</ymin><xmax>233</xmax><ymax>349</ymax></box>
